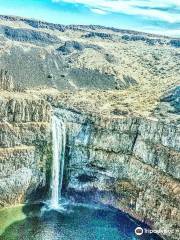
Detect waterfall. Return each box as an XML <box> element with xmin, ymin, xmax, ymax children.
<box><xmin>50</xmin><ymin>114</ymin><xmax>66</xmax><ymax>209</ymax></box>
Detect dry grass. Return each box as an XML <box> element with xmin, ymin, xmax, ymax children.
<box><xmin>0</xmin><ymin>16</ymin><xmax>179</xmax><ymax>118</ymax></box>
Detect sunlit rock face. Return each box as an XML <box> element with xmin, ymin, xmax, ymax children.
<box><xmin>54</xmin><ymin>108</ymin><xmax>180</xmax><ymax>240</ymax></box>
<box><xmin>0</xmin><ymin>92</ymin><xmax>52</xmax><ymax>208</ymax></box>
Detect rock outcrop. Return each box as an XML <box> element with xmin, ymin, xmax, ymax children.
<box><xmin>0</xmin><ymin>25</ymin><xmax>60</xmax><ymax>45</ymax></box>
<box><xmin>0</xmin><ymin>91</ymin><xmax>52</xmax><ymax>208</ymax></box>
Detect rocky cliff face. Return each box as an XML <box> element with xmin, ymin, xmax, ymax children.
<box><xmin>0</xmin><ymin>91</ymin><xmax>52</xmax><ymax>208</ymax></box>
<box><xmin>52</xmin><ymin>108</ymin><xmax>180</xmax><ymax>240</ymax></box>
<box><xmin>0</xmin><ymin>88</ymin><xmax>179</xmax><ymax>239</ymax></box>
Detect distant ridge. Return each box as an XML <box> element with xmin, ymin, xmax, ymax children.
<box><xmin>0</xmin><ymin>14</ymin><xmax>176</xmax><ymax>39</ymax></box>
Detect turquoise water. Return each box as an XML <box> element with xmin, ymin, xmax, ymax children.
<box><xmin>0</xmin><ymin>203</ymin><xmax>162</xmax><ymax>240</ymax></box>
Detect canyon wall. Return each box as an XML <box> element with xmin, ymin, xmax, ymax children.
<box><xmin>0</xmin><ymin>92</ymin><xmax>52</xmax><ymax>208</ymax></box>
<box><xmin>0</xmin><ymin>92</ymin><xmax>179</xmax><ymax>240</ymax></box>
<box><xmin>55</xmin><ymin>108</ymin><xmax>180</xmax><ymax>240</ymax></box>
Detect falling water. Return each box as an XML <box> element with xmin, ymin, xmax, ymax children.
<box><xmin>50</xmin><ymin>114</ymin><xmax>66</xmax><ymax>209</ymax></box>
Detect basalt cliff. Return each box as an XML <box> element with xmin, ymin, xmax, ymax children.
<box><xmin>0</xmin><ymin>15</ymin><xmax>179</xmax><ymax>240</ymax></box>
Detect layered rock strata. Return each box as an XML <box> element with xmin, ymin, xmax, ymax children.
<box><xmin>0</xmin><ymin>92</ymin><xmax>52</xmax><ymax>208</ymax></box>
<box><xmin>54</xmin><ymin>108</ymin><xmax>180</xmax><ymax>240</ymax></box>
